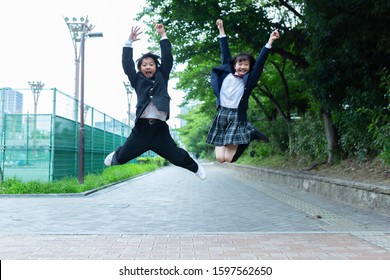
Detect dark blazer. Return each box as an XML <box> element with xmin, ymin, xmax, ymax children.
<box><xmin>211</xmin><ymin>36</ymin><xmax>270</xmax><ymax>122</ymax></box>
<box><xmin>122</xmin><ymin>38</ymin><xmax>173</xmax><ymax>123</ymax></box>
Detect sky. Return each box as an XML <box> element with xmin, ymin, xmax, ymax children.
<box><xmin>0</xmin><ymin>0</ymin><xmax>184</xmax><ymax>128</ymax></box>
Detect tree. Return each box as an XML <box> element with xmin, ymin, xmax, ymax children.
<box><xmin>304</xmin><ymin>0</ymin><xmax>390</xmax><ymax>163</ymax></box>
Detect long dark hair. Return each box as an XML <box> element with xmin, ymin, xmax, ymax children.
<box><xmin>231</xmin><ymin>52</ymin><xmax>255</xmax><ymax>71</ymax></box>
<box><xmin>136</xmin><ymin>52</ymin><xmax>161</xmax><ymax>69</ymax></box>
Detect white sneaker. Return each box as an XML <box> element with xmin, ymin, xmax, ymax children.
<box><xmin>104</xmin><ymin>151</ymin><xmax>115</xmax><ymax>166</ymax></box>
<box><xmin>195</xmin><ymin>163</ymin><xmax>207</xmax><ymax>180</ymax></box>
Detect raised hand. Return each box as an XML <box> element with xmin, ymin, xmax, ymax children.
<box><xmin>216</xmin><ymin>19</ymin><xmax>225</xmax><ymax>35</ymax></box>
<box><xmin>129</xmin><ymin>26</ymin><xmax>142</xmax><ymax>41</ymax></box>
<box><xmin>268</xmin><ymin>30</ymin><xmax>280</xmax><ymax>44</ymax></box>
<box><xmin>155</xmin><ymin>23</ymin><xmax>166</xmax><ymax>37</ymax></box>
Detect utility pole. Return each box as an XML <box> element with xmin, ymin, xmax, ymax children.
<box><xmin>64</xmin><ymin>16</ymin><xmax>102</xmax><ymax>184</ymax></box>
<box><xmin>28</xmin><ymin>81</ymin><xmax>44</xmax><ymax>152</ymax></box>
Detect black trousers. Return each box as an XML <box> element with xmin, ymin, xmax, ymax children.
<box><xmin>114</xmin><ymin>119</ymin><xmax>198</xmax><ymax>173</ymax></box>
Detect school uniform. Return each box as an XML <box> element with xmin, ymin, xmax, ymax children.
<box><xmin>108</xmin><ymin>37</ymin><xmax>198</xmax><ymax>174</ymax></box>
<box><xmin>206</xmin><ymin>35</ymin><xmax>271</xmax><ymax>149</ymax></box>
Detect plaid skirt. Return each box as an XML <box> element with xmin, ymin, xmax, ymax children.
<box><xmin>206</xmin><ymin>106</ymin><xmax>254</xmax><ymax>146</ymax></box>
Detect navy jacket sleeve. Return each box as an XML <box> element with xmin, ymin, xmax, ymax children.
<box><xmin>211</xmin><ymin>36</ymin><xmax>233</xmax><ymax>103</ymax></box>
<box><xmin>160</xmin><ymin>38</ymin><xmax>173</xmax><ymax>81</ymax></box>
<box><xmin>220</xmin><ymin>36</ymin><xmax>231</xmax><ymax>65</ymax></box>
<box><xmin>122</xmin><ymin>47</ymin><xmax>137</xmax><ymax>88</ymax></box>
<box><xmin>245</xmin><ymin>46</ymin><xmax>271</xmax><ymax>93</ymax></box>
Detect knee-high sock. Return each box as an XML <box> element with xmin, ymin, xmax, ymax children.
<box><xmin>231</xmin><ymin>143</ymin><xmax>249</xmax><ymax>163</ymax></box>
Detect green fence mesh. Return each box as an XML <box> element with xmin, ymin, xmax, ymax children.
<box><xmin>2</xmin><ymin>114</ymin><xmax>52</xmax><ymax>181</ymax></box>
<box><xmin>0</xmin><ymin>87</ymin><xmax>150</xmax><ymax>182</ymax></box>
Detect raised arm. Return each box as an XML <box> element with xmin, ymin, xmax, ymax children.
<box><xmin>246</xmin><ymin>30</ymin><xmax>280</xmax><ymax>91</ymax></box>
<box><xmin>216</xmin><ymin>19</ymin><xmax>231</xmax><ymax>65</ymax></box>
<box><xmin>122</xmin><ymin>26</ymin><xmax>143</xmax><ymax>87</ymax></box>
<box><xmin>156</xmin><ymin>23</ymin><xmax>173</xmax><ymax>80</ymax></box>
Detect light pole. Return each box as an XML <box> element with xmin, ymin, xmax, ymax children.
<box><xmin>123</xmin><ymin>81</ymin><xmax>134</xmax><ymax>127</ymax></box>
<box><xmin>28</xmin><ymin>81</ymin><xmax>44</xmax><ymax>116</ymax></box>
<box><xmin>28</xmin><ymin>81</ymin><xmax>44</xmax><ymax>153</ymax></box>
<box><xmin>64</xmin><ymin>16</ymin><xmax>102</xmax><ymax>184</ymax></box>
<box><xmin>64</xmin><ymin>17</ymin><xmax>85</xmax><ymax>121</ymax></box>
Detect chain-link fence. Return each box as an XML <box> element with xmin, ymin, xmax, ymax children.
<box><xmin>0</xmin><ymin>87</ymin><xmax>145</xmax><ymax>182</ymax></box>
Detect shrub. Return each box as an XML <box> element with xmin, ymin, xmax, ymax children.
<box><xmin>290</xmin><ymin>113</ymin><xmax>327</xmax><ymax>162</ymax></box>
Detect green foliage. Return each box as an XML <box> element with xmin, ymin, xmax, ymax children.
<box><xmin>304</xmin><ymin>0</ymin><xmax>379</xmax><ymax>161</ymax></box>
<box><xmin>136</xmin><ymin>156</ymin><xmax>168</xmax><ymax>166</ymax></box>
<box><xmin>177</xmin><ymin>104</ymin><xmax>214</xmax><ymax>158</ymax></box>
<box><xmin>373</xmin><ymin>119</ymin><xmax>390</xmax><ymax>164</ymax></box>
<box><xmin>303</xmin><ymin>0</ymin><xmax>390</xmax><ymax>161</ymax></box>
<box><xmin>331</xmin><ymin>67</ymin><xmax>389</xmax><ymax>162</ymax></box>
<box><xmin>0</xmin><ymin>158</ymin><xmax>164</xmax><ymax>194</ymax></box>
<box><xmin>246</xmin><ymin>141</ymin><xmax>272</xmax><ymax>160</ymax></box>
<box><xmin>175</xmin><ymin>58</ymin><xmax>216</xmax><ymax>108</ymax></box>
<box><xmin>255</xmin><ymin>118</ymin><xmax>290</xmax><ymax>153</ymax></box>
<box><xmin>290</xmin><ymin>113</ymin><xmax>328</xmax><ymax>162</ymax></box>
<box><xmin>335</xmin><ymin>108</ymin><xmax>375</xmax><ymax>161</ymax></box>
<box><xmin>366</xmin><ymin>68</ymin><xmax>390</xmax><ymax>164</ymax></box>
<box><xmin>375</xmin><ymin>69</ymin><xmax>390</xmax><ymax>164</ymax></box>
<box><xmin>136</xmin><ymin>0</ymin><xmax>390</xmax><ymax>165</ymax></box>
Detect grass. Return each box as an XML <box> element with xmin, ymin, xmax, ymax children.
<box><xmin>0</xmin><ymin>158</ymin><xmax>165</xmax><ymax>195</ymax></box>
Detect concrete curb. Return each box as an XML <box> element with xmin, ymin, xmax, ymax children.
<box><xmin>220</xmin><ymin>163</ymin><xmax>390</xmax><ymax>216</ymax></box>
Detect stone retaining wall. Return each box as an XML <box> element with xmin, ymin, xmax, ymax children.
<box><xmin>221</xmin><ymin>163</ymin><xmax>390</xmax><ymax>216</ymax></box>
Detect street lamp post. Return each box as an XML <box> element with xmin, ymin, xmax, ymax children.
<box><xmin>123</xmin><ymin>82</ymin><xmax>134</xmax><ymax>127</ymax></box>
<box><xmin>64</xmin><ymin>16</ymin><xmax>102</xmax><ymax>184</ymax></box>
<box><xmin>28</xmin><ymin>81</ymin><xmax>44</xmax><ymax>154</ymax></box>
<box><xmin>64</xmin><ymin>17</ymin><xmax>85</xmax><ymax>121</ymax></box>
<box><xmin>28</xmin><ymin>80</ymin><xmax>44</xmax><ymax>117</ymax></box>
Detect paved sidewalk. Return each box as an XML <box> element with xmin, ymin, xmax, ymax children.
<box><xmin>1</xmin><ymin>233</ymin><xmax>389</xmax><ymax>260</ymax></box>
<box><xmin>0</xmin><ymin>163</ymin><xmax>389</xmax><ymax>260</ymax></box>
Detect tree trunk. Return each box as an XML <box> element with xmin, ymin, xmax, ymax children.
<box><xmin>321</xmin><ymin>108</ymin><xmax>338</xmax><ymax>165</ymax></box>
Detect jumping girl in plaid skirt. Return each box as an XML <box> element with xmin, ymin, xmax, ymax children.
<box><xmin>206</xmin><ymin>19</ymin><xmax>280</xmax><ymax>163</ymax></box>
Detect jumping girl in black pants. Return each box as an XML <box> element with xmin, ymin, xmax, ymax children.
<box><xmin>104</xmin><ymin>23</ymin><xmax>206</xmax><ymax>180</ymax></box>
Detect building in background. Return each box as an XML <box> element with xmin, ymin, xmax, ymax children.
<box><xmin>2</xmin><ymin>87</ymin><xmax>23</xmax><ymax>114</ymax></box>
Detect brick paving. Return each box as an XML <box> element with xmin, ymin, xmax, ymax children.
<box><xmin>1</xmin><ymin>233</ymin><xmax>389</xmax><ymax>260</ymax></box>
<box><xmin>0</xmin><ymin>163</ymin><xmax>389</xmax><ymax>260</ymax></box>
